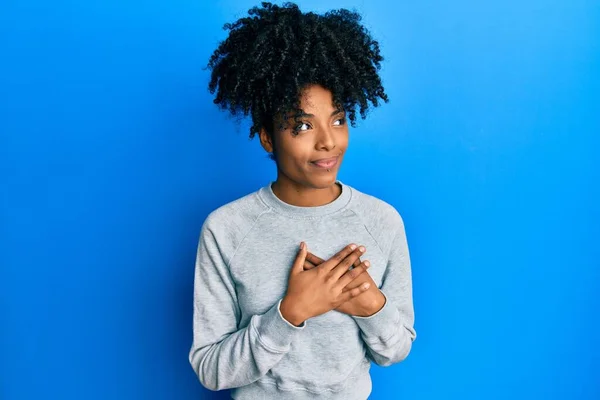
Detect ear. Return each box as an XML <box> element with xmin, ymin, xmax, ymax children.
<box><xmin>259</xmin><ymin>127</ymin><xmax>274</xmax><ymax>154</ymax></box>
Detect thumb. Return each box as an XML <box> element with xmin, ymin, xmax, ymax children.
<box><xmin>291</xmin><ymin>242</ymin><xmax>307</xmax><ymax>275</ymax></box>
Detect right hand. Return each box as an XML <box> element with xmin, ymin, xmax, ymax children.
<box><xmin>280</xmin><ymin>242</ymin><xmax>372</xmax><ymax>326</ymax></box>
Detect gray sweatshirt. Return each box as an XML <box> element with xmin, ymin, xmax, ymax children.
<box><xmin>189</xmin><ymin>180</ymin><xmax>416</xmax><ymax>399</ymax></box>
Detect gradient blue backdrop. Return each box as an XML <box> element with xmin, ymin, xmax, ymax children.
<box><xmin>1</xmin><ymin>1</ymin><xmax>598</xmax><ymax>399</ymax></box>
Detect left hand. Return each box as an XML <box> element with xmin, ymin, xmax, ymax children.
<box><xmin>304</xmin><ymin>250</ymin><xmax>386</xmax><ymax>317</ymax></box>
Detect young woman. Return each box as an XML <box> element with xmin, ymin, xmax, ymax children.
<box><xmin>189</xmin><ymin>3</ymin><xmax>416</xmax><ymax>399</ymax></box>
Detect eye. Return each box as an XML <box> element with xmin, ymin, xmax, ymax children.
<box><xmin>333</xmin><ymin>117</ymin><xmax>346</xmax><ymax>126</ymax></box>
<box><xmin>295</xmin><ymin>122</ymin><xmax>311</xmax><ymax>131</ymax></box>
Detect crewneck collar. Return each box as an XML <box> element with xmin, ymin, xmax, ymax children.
<box><xmin>258</xmin><ymin>180</ymin><xmax>352</xmax><ymax>218</ymax></box>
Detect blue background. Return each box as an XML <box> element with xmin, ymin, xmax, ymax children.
<box><xmin>1</xmin><ymin>0</ymin><xmax>598</xmax><ymax>399</ymax></box>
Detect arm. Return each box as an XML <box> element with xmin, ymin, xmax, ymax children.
<box><xmin>352</xmin><ymin>213</ymin><xmax>417</xmax><ymax>367</ymax></box>
<box><xmin>188</xmin><ymin>219</ymin><xmax>304</xmax><ymax>391</ymax></box>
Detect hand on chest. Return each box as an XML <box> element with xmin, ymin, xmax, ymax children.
<box><xmin>230</xmin><ymin>222</ymin><xmax>388</xmax><ymax>316</ymax></box>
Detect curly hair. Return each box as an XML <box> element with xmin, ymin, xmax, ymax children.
<box><xmin>206</xmin><ymin>1</ymin><xmax>388</xmax><ymax>140</ymax></box>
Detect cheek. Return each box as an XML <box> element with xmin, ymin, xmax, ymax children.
<box><xmin>279</xmin><ymin>136</ymin><xmax>313</xmax><ymax>158</ymax></box>
<box><xmin>274</xmin><ymin>138</ymin><xmax>311</xmax><ymax>168</ymax></box>
<box><xmin>337</xmin><ymin>130</ymin><xmax>349</xmax><ymax>151</ymax></box>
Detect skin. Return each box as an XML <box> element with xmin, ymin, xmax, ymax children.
<box><xmin>280</xmin><ymin>243</ymin><xmax>372</xmax><ymax>326</ymax></box>
<box><xmin>303</xmin><ymin>251</ymin><xmax>384</xmax><ymax>318</ymax></box>
<box><xmin>259</xmin><ymin>84</ymin><xmax>386</xmax><ymax>325</ymax></box>
<box><xmin>259</xmin><ymin>84</ymin><xmax>348</xmax><ymax>207</ymax></box>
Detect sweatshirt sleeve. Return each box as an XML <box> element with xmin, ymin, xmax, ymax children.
<box><xmin>188</xmin><ymin>217</ymin><xmax>305</xmax><ymax>391</ymax></box>
<box><xmin>352</xmin><ymin>212</ymin><xmax>417</xmax><ymax>367</ymax></box>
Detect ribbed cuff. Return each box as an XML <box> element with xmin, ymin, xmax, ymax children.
<box><xmin>252</xmin><ymin>299</ymin><xmax>305</xmax><ymax>353</ymax></box>
<box><xmin>352</xmin><ymin>291</ymin><xmax>400</xmax><ymax>340</ymax></box>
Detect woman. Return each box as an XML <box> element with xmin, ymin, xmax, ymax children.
<box><xmin>189</xmin><ymin>3</ymin><xmax>416</xmax><ymax>399</ymax></box>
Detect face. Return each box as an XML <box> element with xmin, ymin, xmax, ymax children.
<box><xmin>259</xmin><ymin>84</ymin><xmax>349</xmax><ymax>190</ymax></box>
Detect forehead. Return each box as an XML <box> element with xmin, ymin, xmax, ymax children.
<box><xmin>299</xmin><ymin>84</ymin><xmax>337</xmax><ymax>112</ymax></box>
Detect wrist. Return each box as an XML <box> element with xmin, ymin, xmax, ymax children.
<box><xmin>280</xmin><ymin>296</ymin><xmax>306</xmax><ymax>327</ymax></box>
<box><xmin>363</xmin><ymin>290</ymin><xmax>386</xmax><ymax>317</ymax></box>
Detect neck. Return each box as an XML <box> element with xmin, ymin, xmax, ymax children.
<box><xmin>271</xmin><ymin>174</ymin><xmax>342</xmax><ymax>207</ymax></box>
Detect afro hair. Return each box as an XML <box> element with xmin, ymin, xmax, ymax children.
<box><xmin>206</xmin><ymin>1</ymin><xmax>389</xmax><ymax>139</ymax></box>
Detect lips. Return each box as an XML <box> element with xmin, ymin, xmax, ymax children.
<box><xmin>311</xmin><ymin>156</ymin><xmax>339</xmax><ymax>169</ymax></box>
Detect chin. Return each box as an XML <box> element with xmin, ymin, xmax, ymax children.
<box><xmin>306</xmin><ymin>174</ymin><xmax>339</xmax><ymax>188</ymax></box>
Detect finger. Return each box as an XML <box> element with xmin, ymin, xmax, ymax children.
<box><xmin>339</xmin><ymin>282</ymin><xmax>371</xmax><ymax>303</ymax></box>
<box><xmin>310</xmin><ymin>251</ymin><xmax>361</xmax><ymax>268</ymax></box>
<box><xmin>291</xmin><ymin>242</ymin><xmax>307</xmax><ymax>275</ymax></box>
<box><xmin>336</xmin><ymin>260</ymin><xmax>370</xmax><ymax>289</ymax></box>
<box><xmin>330</xmin><ymin>246</ymin><xmax>366</xmax><ymax>280</ymax></box>
<box><xmin>305</xmin><ymin>251</ymin><xmax>324</xmax><ymax>266</ymax></box>
<box><xmin>308</xmin><ymin>250</ymin><xmax>360</xmax><ymax>269</ymax></box>
<box><xmin>303</xmin><ymin>260</ymin><xmax>317</xmax><ymax>270</ymax></box>
<box><xmin>320</xmin><ymin>244</ymin><xmax>359</xmax><ymax>272</ymax></box>
<box><xmin>342</xmin><ymin>261</ymin><xmax>371</xmax><ymax>292</ymax></box>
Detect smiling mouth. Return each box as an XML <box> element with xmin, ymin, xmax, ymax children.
<box><xmin>311</xmin><ymin>156</ymin><xmax>339</xmax><ymax>169</ymax></box>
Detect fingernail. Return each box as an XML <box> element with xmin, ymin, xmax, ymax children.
<box><xmin>350</xmin><ymin>244</ymin><xmax>357</xmax><ymax>250</ymax></box>
<box><xmin>300</xmin><ymin>242</ymin><xmax>305</xmax><ymax>250</ymax></box>
<box><xmin>364</xmin><ymin>260</ymin><xmax>370</xmax><ymax>268</ymax></box>
<box><xmin>359</xmin><ymin>246</ymin><xmax>366</xmax><ymax>253</ymax></box>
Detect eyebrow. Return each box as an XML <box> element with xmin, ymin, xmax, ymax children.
<box><xmin>297</xmin><ymin>109</ymin><xmax>345</xmax><ymax>118</ymax></box>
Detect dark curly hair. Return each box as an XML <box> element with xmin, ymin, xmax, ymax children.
<box><xmin>206</xmin><ymin>1</ymin><xmax>388</xmax><ymax>141</ymax></box>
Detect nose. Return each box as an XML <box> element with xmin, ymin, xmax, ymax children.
<box><xmin>314</xmin><ymin>125</ymin><xmax>336</xmax><ymax>151</ymax></box>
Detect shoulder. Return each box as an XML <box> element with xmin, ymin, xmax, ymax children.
<box><xmin>347</xmin><ymin>184</ymin><xmax>405</xmax><ymax>229</ymax></box>
<box><xmin>200</xmin><ymin>188</ymin><xmax>270</xmax><ymax>254</ymax></box>
<box><xmin>346</xmin><ymin>183</ymin><xmax>406</xmax><ymax>253</ymax></box>
<box><xmin>205</xmin><ymin>189</ymin><xmax>268</xmax><ymax>227</ymax></box>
